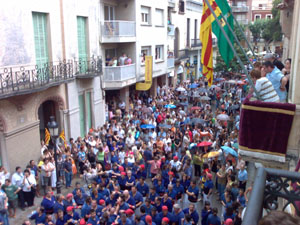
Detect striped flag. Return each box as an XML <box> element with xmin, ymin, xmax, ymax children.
<box><xmin>59</xmin><ymin>130</ymin><xmax>67</xmax><ymax>148</ymax></box>
<box><xmin>200</xmin><ymin>0</ymin><xmax>222</xmax><ymax>86</ymax></box>
<box><xmin>45</xmin><ymin>128</ymin><xmax>51</xmax><ymax>145</ymax></box>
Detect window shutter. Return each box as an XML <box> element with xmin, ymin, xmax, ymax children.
<box><xmin>86</xmin><ymin>92</ymin><xmax>92</xmax><ymax>130</ymax></box>
<box><xmin>78</xmin><ymin>94</ymin><xmax>86</xmax><ymax>137</ymax></box>
<box><xmin>77</xmin><ymin>16</ymin><xmax>88</xmax><ymax>73</ymax></box>
<box><xmin>32</xmin><ymin>12</ymin><xmax>49</xmax><ymax>81</ymax></box>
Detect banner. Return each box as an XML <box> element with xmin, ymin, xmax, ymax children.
<box><xmin>136</xmin><ymin>56</ymin><xmax>153</xmax><ymax>91</ymax></box>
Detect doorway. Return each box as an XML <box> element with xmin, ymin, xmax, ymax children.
<box><xmin>38</xmin><ymin>100</ymin><xmax>58</xmax><ymax>141</ymax></box>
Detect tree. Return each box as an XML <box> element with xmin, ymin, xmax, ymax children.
<box><xmin>249</xmin><ymin>0</ymin><xmax>282</xmax><ymax>48</ymax></box>
<box><xmin>214</xmin><ymin>43</ymin><xmax>248</xmax><ymax>73</ymax></box>
<box><xmin>248</xmin><ymin>19</ymin><xmax>266</xmax><ymax>44</ymax></box>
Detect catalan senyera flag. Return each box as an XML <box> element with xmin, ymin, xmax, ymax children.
<box><xmin>59</xmin><ymin>130</ymin><xmax>67</xmax><ymax>148</ymax></box>
<box><xmin>200</xmin><ymin>0</ymin><xmax>222</xmax><ymax>86</ymax></box>
<box><xmin>45</xmin><ymin>128</ymin><xmax>51</xmax><ymax>145</ymax></box>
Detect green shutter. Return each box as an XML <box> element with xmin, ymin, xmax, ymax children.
<box><xmin>77</xmin><ymin>16</ymin><xmax>88</xmax><ymax>73</ymax></box>
<box><xmin>32</xmin><ymin>12</ymin><xmax>49</xmax><ymax>81</ymax></box>
<box><xmin>78</xmin><ymin>94</ymin><xmax>86</xmax><ymax>137</ymax></box>
<box><xmin>86</xmin><ymin>92</ymin><xmax>92</xmax><ymax>130</ymax></box>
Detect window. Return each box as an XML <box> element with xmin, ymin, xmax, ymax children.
<box><xmin>155</xmin><ymin>45</ymin><xmax>164</xmax><ymax>61</ymax></box>
<box><xmin>141</xmin><ymin>46</ymin><xmax>151</xmax><ymax>64</ymax></box>
<box><xmin>77</xmin><ymin>16</ymin><xmax>88</xmax><ymax>73</ymax></box>
<box><xmin>155</xmin><ymin>9</ymin><xmax>164</xmax><ymax>26</ymax></box>
<box><xmin>32</xmin><ymin>12</ymin><xmax>49</xmax><ymax>79</ymax></box>
<box><xmin>104</xmin><ymin>5</ymin><xmax>115</xmax><ymax>21</ymax></box>
<box><xmin>179</xmin><ymin>0</ymin><xmax>185</xmax><ymax>13</ymax></box>
<box><xmin>255</xmin><ymin>14</ymin><xmax>261</xmax><ymax>20</ymax></box>
<box><xmin>141</xmin><ymin>6</ymin><xmax>151</xmax><ymax>25</ymax></box>
<box><xmin>78</xmin><ymin>92</ymin><xmax>93</xmax><ymax>137</ymax></box>
<box><xmin>187</xmin><ymin>18</ymin><xmax>190</xmax><ymax>47</ymax></box>
<box><xmin>266</xmin><ymin>14</ymin><xmax>272</xmax><ymax>19</ymax></box>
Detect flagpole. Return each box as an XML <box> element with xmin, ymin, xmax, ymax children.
<box><xmin>216</xmin><ymin>10</ymin><xmax>254</xmax><ymax>66</ymax></box>
<box><xmin>204</xmin><ymin>0</ymin><xmax>261</xmax><ymax>99</ymax></box>
<box><xmin>228</xmin><ymin>7</ymin><xmax>257</xmax><ymax>59</ymax></box>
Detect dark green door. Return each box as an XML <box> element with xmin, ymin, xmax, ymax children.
<box><xmin>32</xmin><ymin>12</ymin><xmax>49</xmax><ymax>81</ymax></box>
<box><xmin>77</xmin><ymin>16</ymin><xmax>88</xmax><ymax>73</ymax></box>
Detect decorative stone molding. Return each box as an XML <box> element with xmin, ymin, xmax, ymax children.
<box><xmin>35</xmin><ymin>95</ymin><xmax>66</xmax><ymax>120</ymax></box>
<box><xmin>0</xmin><ymin>115</ymin><xmax>6</xmax><ymax>132</ymax></box>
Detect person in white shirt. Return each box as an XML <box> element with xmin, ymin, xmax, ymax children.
<box><xmin>12</xmin><ymin>166</ymin><xmax>25</xmax><ymax>209</ymax></box>
<box><xmin>126</xmin><ymin>133</ymin><xmax>135</xmax><ymax>148</ymax></box>
<box><xmin>250</xmin><ymin>68</ymin><xmax>280</xmax><ymax>102</ymax></box>
<box><xmin>22</xmin><ymin>169</ymin><xmax>36</xmax><ymax>207</ymax></box>
<box><xmin>169</xmin><ymin>156</ymin><xmax>182</xmax><ymax>172</ymax></box>
<box><xmin>0</xmin><ymin>167</ymin><xmax>10</xmax><ymax>186</ymax></box>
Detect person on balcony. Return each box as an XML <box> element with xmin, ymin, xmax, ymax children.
<box><xmin>262</xmin><ymin>61</ymin><xmax>288</xmax><ymax>103</ymax></box>
<box><xmin>250</xmin><ymin>69</ymin><xmax>280</xmax><ymax>102</ymax></box>
<box><xmin>119</xmin><ymin>53</ymin><xmax>127</xmax><ymax>66</ymax></box>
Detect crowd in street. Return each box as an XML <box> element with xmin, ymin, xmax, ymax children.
<box><xmin>0</xmin><ymin>53</ymin><xmax>294</xmax><ymax>225</ymax></box>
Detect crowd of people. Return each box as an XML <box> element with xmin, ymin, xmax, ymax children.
<box><xmin>0</xmin><ymin>53</ymin><xmax>295</xmax><ymax>225</ymax></box>
<box><xmin>105</xmin><ymin>53</ymin><xmax>133</xmax><ymax>67</ymax></box>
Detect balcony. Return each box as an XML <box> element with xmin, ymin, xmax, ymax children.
<box><xmin>168</xmin><ymin>0</ymin><xmax>176</xmax><ymax>7</ymax></box>
<box><xmin>103</xmin><ymin>64</ymin><xmax>136</xmax><ymax>90</ymax></box>
<box><xmin>242</xmin><ymin>167</ymin><xmax>300</xmax><ymax>225</ymax></box>
<box><xmin>191</xmin><ymin>39</ymin><xmax>202</xmax><ymax>48</ymax></box>
<box><xmin>186</xmin><ymin>0</ymin><xmax>202</xmax><ymax>12</ymax></box>
<box><xmin>101</xmin><ymin>21</ymin><xmax>136</xmax><ymax>43</ymax></box>
<box><xmin>167</xmin><ymin>57</ymin><xmax>175</xmax><ymax>68</ymax></box>
<box><xmin>231</xmin><ymin>5</ymin><xmax>249</xmax><ymax>12</ymax></box>
<box><xmin>168</xmin><ymin>24</ymin><xmax>175</xmax><ymax>36</ymax></box>
<box><xmin>237</xmin><ymin>19</ymin><xmax>249</xmax><ymax>25</ymax></box>
<box><xmin>0</xmin><ymin>57</ymin><xmax>102</xmax><ymax>99</ymax></box>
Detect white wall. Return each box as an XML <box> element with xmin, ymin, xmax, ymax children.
<box><xmin>136</xmin><ymin>0</ymin><xmax>169</xmax><ymax>78</ymax></box>
<box><xmin>0</xmin><ymin>0</ymin><xmax>62</xmax><ymax>66</ymax></box>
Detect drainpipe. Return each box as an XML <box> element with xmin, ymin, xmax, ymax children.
<box><xmin>59</xmin><ymin>0</ymin><xmax>66</xmax><ymax>60</ymax></box>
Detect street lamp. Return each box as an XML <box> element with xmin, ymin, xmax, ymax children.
<box><xmin>47</xmin><ymin>116</ymin><xmax>61</xmax><ymax>194</ymax></box>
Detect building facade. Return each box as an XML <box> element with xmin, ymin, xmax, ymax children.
<box><xmin>0</xmin><ymin>0</ymin><xmax>105</xmax><ymax>172</ymax></box>
<box><xmin>278</xmin><ymin>0</ymin><xmax>300</xmax><ymax>168</ymax></box>
<box><xmin>99</xmin><ymin>0</ymin><xmax>174</xmax><ymax>109</ymax></box>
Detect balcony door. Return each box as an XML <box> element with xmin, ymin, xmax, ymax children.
<box><xmin>77</xmin><ymin>16</ymin><xmax>88</xmax><ymax>73</ymax></box>
<box><xmin>32</xmin><ymin>12</ymin><xmax>50</xmax><ymax>81</ymax></box>
<box><xmin>104</xmin><ymin>5</ymin><xmax>115</xmax><ymax>21</ymax></box>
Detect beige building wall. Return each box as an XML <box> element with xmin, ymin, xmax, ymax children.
<box><xmin>279</xmin><ymin>0</ymin><xmax>300</xmax><ymax>168</ymax></box>
<box><xmin>0</xmin><ymin>85</ymin><xmax>67</xmax><ymax>171</ymax></box>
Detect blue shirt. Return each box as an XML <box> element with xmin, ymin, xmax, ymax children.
<box><xmin>136</xmin><ymin>182</ymin><xmax>149</xmax><ymax>197</ymax></box>
<box><xmin>41</xmin><ymin>197</ymin><xmax>55</xmax><ymax>212</ymax></box>
<box><xmin>81</xmin><ymin>203</ymin><xmax>91</xmax><ymax>217</ymax></box>
<box><xmin>267</xmin><ymin>66</ymin><xmax>286</xmax><ymax>102</ymax></box>
<box><xmin>174</xmin><ymin>184</ymin><xmax>184</xmax><ymax>195</ymax></box>
<box><xmin>78</xmin><ymin>151</ymin><xmax>86</xmax><ymax>161</ymax></box>
<box><xmin>53</xmin><ymin>202</ymin><xmax>64</xmax><ymax>214</ymax></box>
<box><xmin>162</xmin><ymin>198</ymin><xmax>173</xmax><ymax>212</ymax></box>
<box><xmin>187</xmin><ymin>186</ymin><xmax>199</xmax><ymax>201</ymax></box>
<box><xmin>183</xmin><ymin>208</ymin><xmax>199</xmax><ymax>225</ymax></box>
<box><xmin>238</xmin><ymin>194</ymin><xmax>246</xmax><ymax>207</ymax></box>
<box><xmin>172</xmin><ymin>211</ymin><xmax>185</xmax><ymax>225</ymax></box>
<box><xmin>206</xmin><ymin>214</ymin><xmax>221</xmax><ymax>225</ymax></box>
<box><xmin>238</xmin><ymin>169</ymin><xmax>248</xmax><ymax>182</ymax></box>
<box><xmin>87</xmin><ymin>216</ymin><xmax>100</xmax><ymax>225</ymax></box>
<box><xmin>63</xmin><ymin>212</ymin><xmax>80</xmax><ymax>223</ymax></box>
<box><xmin>30</xmin><ymin>212</ymin><xmax>46</xmax><ymax>224</ymax></box>
<box><xmin>131</xmin><ymin>191</ymin><xmax>144</xmax><ymax>205</ymax></box>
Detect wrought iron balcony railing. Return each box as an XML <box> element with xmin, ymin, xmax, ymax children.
<box><xmin>242</xmin><ymin>167</ymin><xmax>300</xmax><ymax>225</ymax></box>
<box><xmin>0</xmin><ymin>57</ymin><xmax>102</xmax><ymax>99</ymax></box>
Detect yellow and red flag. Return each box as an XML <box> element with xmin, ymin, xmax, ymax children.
<box><xmin>45</xmin><ymin>128</ymin><xmax>51</xmax><ymax>145</ymax></box>
<box><xmin>59</xmin><ymin>130</ymin><xmax>67</xmax><ymax>148</ymax></box>
<box><xmin>200</xmin><ymin>0</ymin><xmax>222</xmax><ymax>86</ymax></box>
